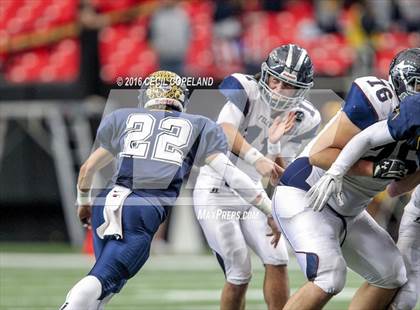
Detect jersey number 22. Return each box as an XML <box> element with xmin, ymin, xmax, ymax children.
<box><xmin>121</xmin><ymin>113</ymin><xmax>192</xmax><ymax>166</ymax></box>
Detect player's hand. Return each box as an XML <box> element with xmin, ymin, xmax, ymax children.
<box><xmin>269</xmin><ymin>165</ymin><xmax>284</xmax><ymax>186</ymax></box>
<box><xmin>77</xmin><ymin>204</ymin><xmax>92</xmax><ymax>229</ymax></box>
<box><xmin>255</xmin><ymin>156</ymin><xmax>283</xmax><ymax>181</ymax></box>
<box><xmin>306</xmin><ymin>171</ymin><xmax>344</xmax><ymax>212</ymax></box>
<box><xmin>373</xmin><ymin>159</ymin><xmax>416</xmax><ymax>180</ymax></box>
<box><xmin>266</xmin><ymin>216</ymin><xmax>280</xmax><ymax>248</ymax></box>
<box><xmin>268</xmin><ymin>112</ymin><xmax>296</xmax><ymax>144</ymax></box>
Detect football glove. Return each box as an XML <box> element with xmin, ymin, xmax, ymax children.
<box><xmin>372</xmin><ymin>158</ymin><xmax>416</xmax><ymax>180</ymax></box>
<box><xmin>306</xmin><ymin>171</ymin><xmax>344</xmax><ymax>212</ymax></box>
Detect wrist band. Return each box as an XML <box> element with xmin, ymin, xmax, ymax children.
<box><xmin>268</xmin><ymin>141</ymin><xmax>282</xmax><ymax>155</ymax></box>
<box><xmin>77</xmin><ymin>187</ymin><xmax>91</xmax><ymax>205</ymax></box>
<box><xmin>256</xmin><ymin>194</ymin><xmax>272</xmax><ymax>216</ymax></box>
<box><xmin>244</xmin><ymin>147</ymin><xmax>264</xmax><ymax>165</ymax></box>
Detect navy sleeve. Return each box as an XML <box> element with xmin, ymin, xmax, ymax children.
<box><xmin>342</xmin><ymin>83</ymin><xmax>378</xmax><ymax>130</ymax></box>
<box><xmin>195</xmin><ymin>120</ymin><xmax>229</xmax><ymax>166</ymax></box>
<box><xmin>96</xmin><ymin>112</ymin><xmax>118</xmax><ymax>155</ymax></box>
<box><xmin>388</xmin><ymin>93</ymin><xmax>420</xmax><ymax>142</ymax></box>
<box><xmin>219</xmin><ymin>75</ymin><xmax>250</xmax><ymax>116</ymax></box>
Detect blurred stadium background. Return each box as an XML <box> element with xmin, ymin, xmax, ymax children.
<box><xmin>0</xmin><ymin>0</ymin><xmax>419</xmax><ymax>309</ymax></box>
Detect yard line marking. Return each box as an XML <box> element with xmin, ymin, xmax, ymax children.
<box><xmin>110</xmin><ymin>288</ymin><xmax>357</xmax><ymax>302</ymax></box>
<box><xmin>0</xmin><ymin>253</ymin><xmax>302</xmax><ymax>271</ymax></box>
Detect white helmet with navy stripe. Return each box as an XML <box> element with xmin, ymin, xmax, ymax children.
<box><xmin>259</xmin><ymin>44</ymin><xmax>314</xmax><ymax>111</ymax></box>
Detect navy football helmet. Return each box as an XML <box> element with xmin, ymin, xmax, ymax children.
<box><xmin>139</xmin><ymin>71</ymin><xmax>190</xmax><ymax>112</ymax></box>
<box><xmin>389</xmin><ymin>48</ymin><xmax>420</xmax><ymax>101</ymax></box>
<box><xmin>259</xmin><ymin>44</ymin><xmax>314</xmax><ymax>111</ymax></box>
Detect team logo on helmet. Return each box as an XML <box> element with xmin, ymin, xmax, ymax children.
<box><xmin>389</xmin><ymin>48</ymin><xmax>420</xmax><ymax>101</ymax></box>
<box><xmin>393</xmin><ymin>61</ymin><xmax>416</xmax><ymax>74</ymax></box>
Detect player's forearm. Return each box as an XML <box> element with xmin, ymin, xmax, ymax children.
<box><xmin>77</xmin><ymin>147</ymin><xmax>114</xmax><ymax>191</ymax></box>
<box><xmin>309</xmin><ymin>111</ymin><xmax>362</xmax><ymax>168</ymax></box>
<box><xmin>329</xmin><ymin>120</ymin><xmax>396</xmax><ymax>176</ymax></box>
<box><xmin>206</xmin><ymin>153</ymin><xmax>272</xmax><ymax>216</ymax></box>
<box><xmin>387</xmin><ymin>171</ymin><xmax>420</xmax><ymax>197</ymax></box>
<box><xmin>220</xmin><ymin>123</ymin><xmax>252</xmax><ymax>157</ymax></box>
<box><xmin>309</xmin><ymin>147</ymin><xmax>373</xmax><ymax>176</ymax></box>
<box><xmin>77</xmin><ymin>163</ymin><xmax>96</xmax><ymax>191</ymax></box>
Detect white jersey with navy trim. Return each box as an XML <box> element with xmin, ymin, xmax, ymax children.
<box><xmin>300</xmin><ymin>76</ymin><xmax>418</xmax><ymax>215</ymax></box>
<box><xmin>412</xmin><ymin>185</ymin><xmax>420</xmax><ymax>209</ymax></box>
<box><xmin>198</xmin><ymin>72</ymin><xmax>321</xmax><ymax>186</ymax></box>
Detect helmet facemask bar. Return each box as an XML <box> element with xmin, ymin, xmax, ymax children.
<box><xmin>392</xmin><ymin>72</ymin><xmax>420</xmax><ymax>101</ymax></box>
<box><xmin>405</xmin><ymin>74</ymin><xmax>420</xmax><ymax>96</ymax></box>
<box><xmin>259</xmin><ymin>63</ymin><xmax>312</xmax><ymax>111</ymax></box>
<box><xmin>138</xmin><ymin>90</ymin><xmax>187</xmax><ymax>112</ymax></box>
<box><xmin>143</xmin><ymin>98</ymin><xmax>185</xmax><ymax>112</ymax></box>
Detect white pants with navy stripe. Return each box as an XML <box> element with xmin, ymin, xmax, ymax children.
<box><xmin>391</xmin><ymin>187</ymin><xmax>420</xmax><ymax>310</ymax></box>
<box><xmin>193</xmin><ymin>183</ymin><xmax>288</xmax><ymax>285</ymax></box>
<box><xmin>273</xmin><ymin>185</ymin><xmax>407</xmax><ymax>294</ymax></box>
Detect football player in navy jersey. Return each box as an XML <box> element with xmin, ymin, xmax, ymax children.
<box><xmin>59</xmin><ymin>71</ymin><xmax>279</xmax><ymax>310</ymax></box>
<box><xmin>272</xmin><ymin>48</ymin><xmax>420</xmax><ymax>310</ymax></box>
<box><xmin>307</xmin><ymin>93</ymin><xmax>420</xmax><ymax>310</ymax></box>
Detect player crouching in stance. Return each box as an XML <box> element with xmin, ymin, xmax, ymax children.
<box><xmin>194</xmin><ymin>44</ymin><xmax>320</xmax><ymax>310</ymax></box>
<box><xmin>59</xmin><ymin>71</ymin><xmax>279</xmax><ymax>310</ymax></box>
<box><xmin>307</xmin><ymin>93</ymin><xmax>420</xmax><ymax>310</ymax></box>
<box><xmin>272</xmin><ymin>48</ymin><xmax>420</xmax><ymax>310</ymax></box>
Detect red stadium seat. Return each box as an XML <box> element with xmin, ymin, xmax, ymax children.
<box><xmin>183</xmin><ymin>1</ymin><xmax>214</xmax><ymax>77</ymax></box>
<box><xmin>5</xmin><ymin>0</ymin><xmax>415</xmax><ymax>85</ymax></box>
<box><xmin>242</xmin><ymin>5</ymin><xmax>355</xmax><ymax>77</ymax></box>
<box><xmin>2</xmin><ymin>0</ymin><xmax>77</xmax><ymax>36</ymax></box>
<box><xmin>4</xmin><ymin>39</ymin><xmax>80</xmax><ymax>83</ymax></box>
<box><xmin>90</xmin><ymin>0</ymin><xmax>140</xmax><ymax>13</ymax></box>
<box><xmin>98</xmin><ymin>22</ymin><xmax>158</xmax><ymax>83</ymax></box>
<box><xmin>374</xmin><ymin>32</ymin><xmax>420</xmax><ymax>78</ymax></box>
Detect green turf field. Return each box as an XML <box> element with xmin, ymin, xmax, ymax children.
<box><xmin>1</xmin><ymin>248</ymin><xmax>418</xmax><ymax>310</ymax></box>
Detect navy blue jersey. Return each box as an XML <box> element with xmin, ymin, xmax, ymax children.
<box><xmin>388</xmin><ymin>93</ymin><xmax>420</xmax><ymax>159</ymax></box>
<box><xmin>96</xmin><ymin>107</ymin><xmax>228</xmax><ymax>205</ymax></box>
<box><xmin>388</xmin><ymin>93</ymin><xmax>420</xmax><ymax>141</ymax></box>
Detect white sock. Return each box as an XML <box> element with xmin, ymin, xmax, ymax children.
<box><xmin>59</xmin><ymin>275</ymin><xmax>102</xmax><ymax>310</ymax></box>
<box><xmin>95</xmin><ymin>293</ymin><xmax>114</xmax><ymax>310</ymax></box>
